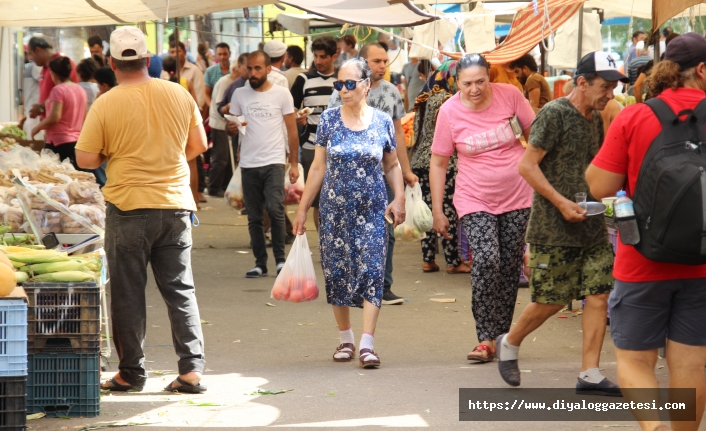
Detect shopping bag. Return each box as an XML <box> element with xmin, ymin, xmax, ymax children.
<box><xmin>283</xmin><ymin>163</ymin><xmax>305</xmax><ymax>205</ymax></box>
<box><xmin>394</xmin><ymin>183</ymin><xmax>426</xmax><ymax>242</ymax></box>
<box><xmin>412</xmin><ymin>184</ymin><xmax>433</xmax><ymax>232</ymax></box>
<box><xmin>224</xmin><ymin>166</ymin><xmax>245</xmax><ymax>209</ymax></box>
<box><xmin>271</xmin><ymin>234</ymin><xmax>319</xmax><ymax>302</ymax></box>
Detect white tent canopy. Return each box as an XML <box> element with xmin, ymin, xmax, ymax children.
<box><xmin>586</xmin><ymin>0</ymin><xmax>706</xmax><ymax>26</ymax></box>
<box><xmin>0</xmin><ymin>0</ymin><xmax>436</xmax><ymax>27</ymax></box>
<box><xmin>273</xmin><ymin>13</ymin><xmax>340</xmax><ymax>36</ymax></box>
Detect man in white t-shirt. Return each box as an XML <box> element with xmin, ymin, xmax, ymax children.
<box><xmin>208</xmin><ymin>62</ymin><xmax>238</xmax><ymax>197</ymax></box>
<box><xmin>228</xmin><ymin>51</ymin><xmax>299</xmax><ymax>278</ymax></box>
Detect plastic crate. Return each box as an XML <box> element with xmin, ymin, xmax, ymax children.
<box><xmin>0</xmin><ymin>375</ymin><xmax>27</xmax><ymax>430</ymax></box>
<box><xmin>24</xmin><ymin>282</ymin><xmax>100</xmax><ymax>354</ymax></box>
<box><xmin>0</xmin><ymin>300</ymin><xmax>27</xmax><ymax>377</ymax></box>
<box><xmin>27</xmin><ymin>352</ymin><xmax>100</xmax><ymax>418</ymax></box>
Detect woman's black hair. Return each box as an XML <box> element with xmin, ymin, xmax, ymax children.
<box><xmin>48</xmin><ymin>56</ymin><xmax>73</xmax><ymax>81</ymax></box>
<box><xmin>417</xmin><ymin>59</ymin><xmax>431</xmax><ymax>76</ymax></box>
<box><xmin>94</xmin><ymin>66</ymin><xmax>117</xmax><ymax>88</ymax></box>
<box><xmin>162</xmin><ymin>55</ymin><xmax>179</xmax><ymax>84</ymax></box>
<box><xmin>456</xmin><ymin>54</ymin><xmax>489</xmax><ymax>75</ymax></box>
<box><xmin>340</xmin><ymin>57</ymin><xmax>373</xmax><ymax>81</ymax></box>
<box><xmin>76</xmin><ymin>57</ymin><xmax>98</xmax><ymax>82</ymax></box>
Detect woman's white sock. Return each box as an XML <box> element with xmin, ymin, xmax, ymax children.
<box><xmin>339</xmin><ymin>328</ymin><xmax>354</xmax><ymax>345</ymax></box>
<box><xmin>360</xmin><ymin>333</ymin><xmax>378</xmax><ymax>361</ymax></box>
<box><xmin>333</xmin><ymin>328</ymin><xmax>356</xmax><ymax>360</ymax></box>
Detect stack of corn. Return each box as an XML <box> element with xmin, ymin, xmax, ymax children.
<box><xmin>1</xmin><ymin>247</ymin><xmax>101</xmax><ymax>283</ymax></box>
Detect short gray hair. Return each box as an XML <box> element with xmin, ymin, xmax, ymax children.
<box><xmin>340</xmin><ymin>58</ymin><xmax>372</xmax><ymax>80</ymax></box>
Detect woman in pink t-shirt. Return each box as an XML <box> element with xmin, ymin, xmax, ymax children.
<box><xmin>31</xmin><ymin>56</ymin><xmax>87</xmax><ymax>168</ymax></box>
<box><xmin>430</xmin><ymin>54</ymin><xmax>535</xmax><ymax>363</ymax></box>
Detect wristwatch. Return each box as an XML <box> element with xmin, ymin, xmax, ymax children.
<box><xmin>38</xmin><ymin>106</ymin><xmax>45</xmax><ymax>113</ymax></box>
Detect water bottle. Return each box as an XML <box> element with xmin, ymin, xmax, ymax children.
<box><xmin>614</xmin><ymin>190</ymin><xmax>640</xmax><ymax>245</ymax></box>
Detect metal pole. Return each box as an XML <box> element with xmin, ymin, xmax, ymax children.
<box><xmin>576</xmin><ymin>10</ymin><xmax>584</xmax><ymax>67</ymax></box>
<box><xmin>175</xmin><ymin>18</ymin><xmax>181</xmax><ymax>83</ymax></box>
<box><xmin>261</xmin><ymin>6</ymin><xmax>265</xmax><ymax>44</ymax></box>
<box><xmin>540</xmin><ymin>43</ymin><xmax>546</xmax><ymax>75</ymax></box>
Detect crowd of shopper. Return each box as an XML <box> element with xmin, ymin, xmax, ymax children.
<box><xmin>21</xmin><ymin>24</ymin><xmax>706</xmax><ymax>431</ymax></box>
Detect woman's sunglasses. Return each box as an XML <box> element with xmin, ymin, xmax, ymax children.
<box><xmin>333</xmin><ymin>78</ymin><xmax>368</xmax><ymax>91</ymax></box>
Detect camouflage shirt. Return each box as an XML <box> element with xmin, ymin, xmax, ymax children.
<box><xmin>525</xmin><ymin>97</ymin><xmax>607</xmax><ymax>247</ymax></box>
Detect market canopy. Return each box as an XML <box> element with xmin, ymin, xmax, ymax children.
<box><xmin>271</xmin><ymin>13</ymin><xmax>340</xmax><ymax>36</ymax></box>
<box><xmin>651</xmin><ymin>0</ymin><xmax>706</xmax><ymax>32</ymax></box>
<box><xmin>0</xmin><ymin>0</ymin><xmax>436</xmax><ymax>27</ymax></box>
<box><xmin>485</xmin><ymin>0</ymin><xmax>584</xmax><ymax>64</ymax></box>
<box><xmin>585</xmin><ymin>0</ymin><xmax>706</xmax><ymax>31</ymax></box>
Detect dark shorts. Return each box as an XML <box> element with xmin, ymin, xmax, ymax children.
<box><xmin>609</xmin><ymin>278</ymin><xmax>706</xmax><ymax>350</ymax></box>
<box><xmin>300</xmin><ymin>147</ymin><xmax>320</xmax><ymax>209</ymax></box>
<box><xmin>529</xmin><ymin>241</ymin><xmax>614</xmax><ymax>305</ymax></box>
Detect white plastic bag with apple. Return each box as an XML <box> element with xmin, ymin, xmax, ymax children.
<box><xmin>271</xmin><ymin>234</ymin><xmax>319</xmax><ymax>302</ymax></box>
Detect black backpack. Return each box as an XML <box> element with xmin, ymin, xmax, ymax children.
<box><xmin>632</xmin><ymin>98</ymin><xmax>706</xmax><ymax>265</ymax></box>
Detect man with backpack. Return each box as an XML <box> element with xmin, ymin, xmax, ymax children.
<box><xmin>587</xmin><ymin>33</ymin><xmax>706</xmax><ymax>431</ymax></box>
<box><xmin>496</xmin><ymin>52</ymin><xmax>628</xmax><ymax>396</ymax></box>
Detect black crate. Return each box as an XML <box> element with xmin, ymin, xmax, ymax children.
<box><xmin>0</xmin><ymin>375</ymin><xmax>26</xmax><ymax>430</ymax></box>
<box><xmin>23</xmin><ymin>282</ymin><xmax>100</xmax><ymax>354</ymax></box>
<box><xmin>27</xmin><ymin>353</ymin><xmax>100</xmax><ymax>418</ymax></box>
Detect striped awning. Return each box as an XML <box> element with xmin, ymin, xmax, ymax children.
<box><xmin>485</xmin><ymin>0</ymin><xmax>585</xmax><ymax>64</ymax></box>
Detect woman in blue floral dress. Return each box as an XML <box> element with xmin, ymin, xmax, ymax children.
<box><xmin>294</xmin><ymin>58</ymin><xmax>405</xmax><ymax>369</ymax></box>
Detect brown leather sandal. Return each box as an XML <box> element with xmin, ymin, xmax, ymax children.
<box><xmin>359</xmin><ymin>348</ymin><xmax>381</xmax><ymax>369</ymax></box>
<box><xmin>333</xmin><ymin>343</ymin><xmax>356</xmax><ymax>362</ymax></box>
<box><xmin>422</xmin><ymin>261</ymin><xmax>440</xmax><ymax>272</ymax></box>
<box><xmin>467</xmin><ymin>344</ymin><xmax>495</xmax><ymax>362</ymax></box>
<box><xmin>447</xmin><ymin>263</ymin><xmax>471</xmax><ymax>274</ymax></box>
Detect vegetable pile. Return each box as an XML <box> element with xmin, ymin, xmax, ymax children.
<box><xmin>0</xmin><ymin>137</ymin><xmax>19</xmax><ymax>152</ymax></box>
<box><xmin>0</xmin><ymin>244</ymin><xmax>102</xmax><ymax>285</ymax></box>
<box><xmin>0</xmin><ymin>125</ymin><xmax>26</xmax><ymax>139</ymax></box>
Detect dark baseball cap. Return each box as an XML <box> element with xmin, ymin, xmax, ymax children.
<box><xmin>664</xmin><ymin>32</ymin><xmax>706</xmax><ymax>70</ymax></box>
<box><xmin>576</xmin><ymin>51</ymin><xmax>629</xmax><ymax>83</ymax></box>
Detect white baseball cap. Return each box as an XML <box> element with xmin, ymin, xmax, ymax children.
<box><xmin>110</xmin><ymin>26</ymin><xmax>152</xmax><ymax>60</ymax></box>
<box><xmin>576</xmin><ymin>51</ymin><xmax>629</xmax><ymax>83</ymax></box>
<box><xmin>263</xmin><ymin>40</ymin><xmax>287</xmax><ymax>58</ymax></box>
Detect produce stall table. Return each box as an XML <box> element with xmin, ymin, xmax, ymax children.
<box><xmin>4</xmin><ymin>233</ymin><xmax>111</xmax><ymax>361</ymax></box>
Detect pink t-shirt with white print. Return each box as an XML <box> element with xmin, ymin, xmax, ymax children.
<box><xmin>431</xmin><ymin>83</ymin><xmax>535</xmax><ymax>218</ymax></box>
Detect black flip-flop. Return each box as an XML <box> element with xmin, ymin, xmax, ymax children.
<box><xmin>101</xmin><ymin>377</ymin><xmax>144</xmax><ymax>392</ymax></box>
<box><xmin>164</xmin><ymin>376</ymin><xmax>208</xmax><ymax>394</ymax></box>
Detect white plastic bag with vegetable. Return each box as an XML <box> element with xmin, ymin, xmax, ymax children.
<box><xmin>394</xmin><ymin>183</ymin><xmax>426</xmax><ymax>242</ymax></box>
<box><xmin>412</xmin><ymin>184</ymin><xmax>433</xmax><ymax>232</ymax></box>
<box><xmin>283</xmin><ymin>164</ymin><xmax>305</xmax><ymax>205</ymax></box>
<box><xmin>270</xmin><ymin>235</ymin><xmax>319</xmax><ymax>302</ymax></box>
<box><xmin>224</xmin><ymin>166</ymin><xmax>245</xmax><ymax>209</ymax></box>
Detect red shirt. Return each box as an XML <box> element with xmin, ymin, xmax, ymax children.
<box><xmin>38</xmin><ymin>53</ymin><xmax>78</xmax><ymax>104</ymax></box>
<box><xmin>592</xmin><ymin>87</ymin><xmax>706</xmax><ymax>282</ymax></box>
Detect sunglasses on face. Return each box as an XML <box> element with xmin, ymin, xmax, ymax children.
<box><xmin>333</xmin><ymin>78</ymin><xmax>368</xmax><ymax>91</ymax></box>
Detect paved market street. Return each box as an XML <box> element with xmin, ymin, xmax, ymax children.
<box><xmin>31</xmin><ymin>197</ymin><xmax>677</xmax><ymax>431</ymax></box>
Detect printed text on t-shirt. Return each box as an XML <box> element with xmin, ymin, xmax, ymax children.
<box><xmin>458</xmin><ymin>123</ymin><xmax>514</xmax><ymax>155</ymax></box>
